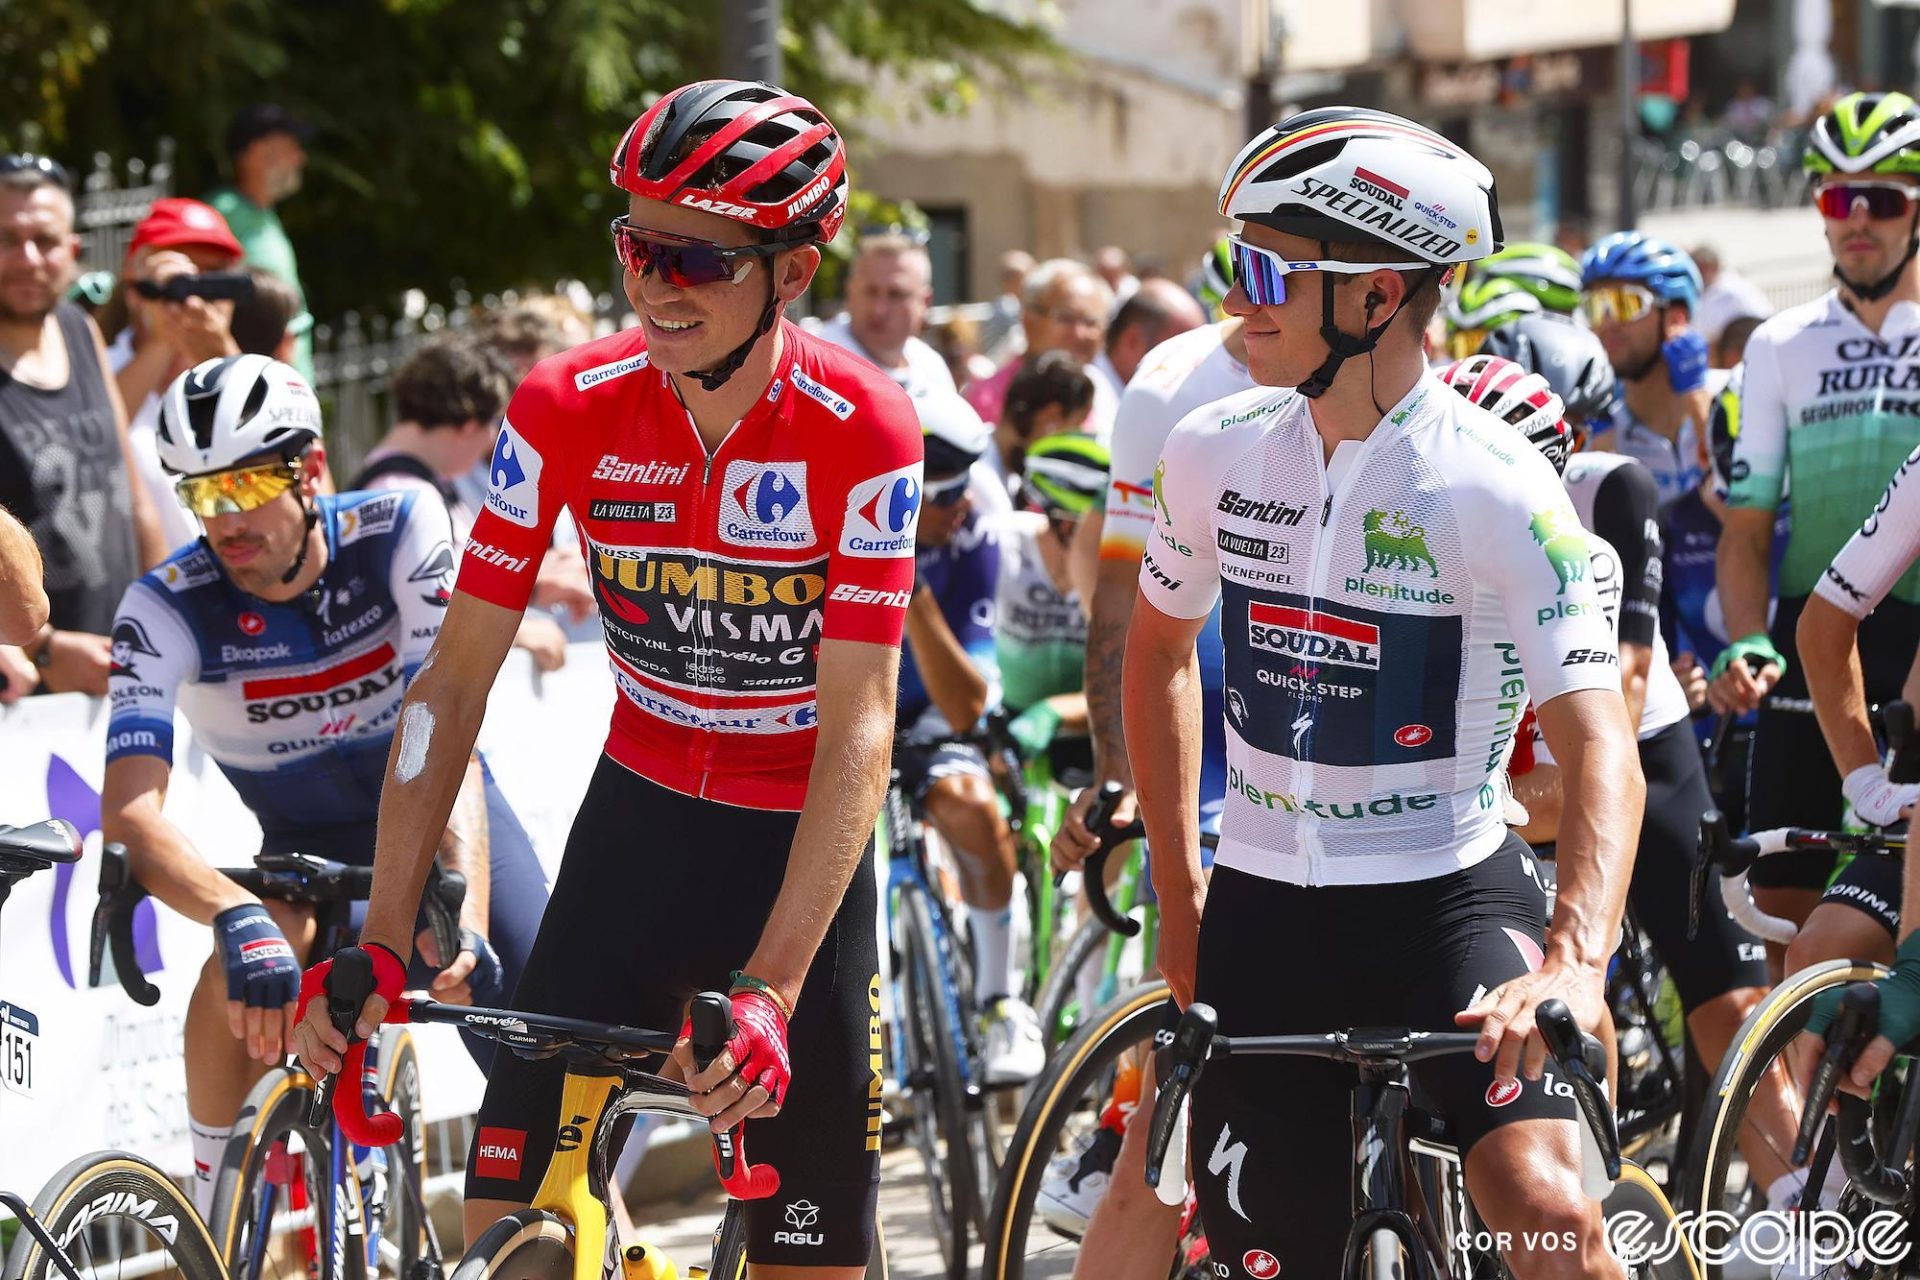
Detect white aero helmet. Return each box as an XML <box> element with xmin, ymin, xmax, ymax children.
<box><xmin>156</xmin><ymin>354</ymin><xmax>323</xmax><ymax>477</ymax></box>
<box><xmin>1219</xmin><ymin>107</ymin><xmax>1501</xmax><ymax>267</ymax></box>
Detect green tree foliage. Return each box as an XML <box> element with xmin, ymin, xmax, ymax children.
<box><xmin>1</xmin><ymin>0</ymin><xmax>1054</xmax><ymax>315</ymax></box>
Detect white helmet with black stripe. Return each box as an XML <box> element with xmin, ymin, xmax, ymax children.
<box><xmin>155</xmin><ymin>354</ymin><xmax>323</xmax><ymax>477</ymax></box>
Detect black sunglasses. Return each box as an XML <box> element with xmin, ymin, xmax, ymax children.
<box><xmin>610</xmin><ymin>217</ymin><xmax>782</xmax><ymax>288</ymax></box>
<box><xmin>0</xmin><ymin>153</ymin><xmax>71</xmax><ymax>191</ymax></box>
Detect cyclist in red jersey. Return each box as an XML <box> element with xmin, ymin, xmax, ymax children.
<box><xmin>293</xmin><ymin>80</ymin><xmax>922</xmax><ymax>1273</ymax></box>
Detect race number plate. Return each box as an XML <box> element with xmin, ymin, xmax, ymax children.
<box><xmin>0</xmin><ymin>1000</ymin><xmax>40</xmax><ymax>1098</ymax></box>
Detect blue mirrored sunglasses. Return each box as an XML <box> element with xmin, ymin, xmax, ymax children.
<box><xmin>1227</xmin><ymin>234</ymin><xmax>1428</xmax><ymax>307</ymax></box>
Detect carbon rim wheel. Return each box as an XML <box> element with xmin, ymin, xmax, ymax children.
<box><xmin>374</xmin><ymin>1030</ymin><xmax>427</xmax><ymax>1279</ymax></box>
<box><xmin>4</xmin><ymin>1151</ymin><xmax>227</xmax><ymax>1280</ymax></box>
<box><xmin>209</xmin><ymin>1067</ymin><xmax>338</xmax><ymax>1280</ymax></box>
<box><xmin>447</xmin><ymin>1209</ymin><xmax>572</xmax><ymax>1280</ymax></box>
<box><xmin>984</xmin><ymin>983</ymin><xmax>1183</xmax><ymax>1280</ymax></box>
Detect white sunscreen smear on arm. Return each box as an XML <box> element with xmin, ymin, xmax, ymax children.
<box><xmin>394</xmin><ymin>703</ymin><xmax>435</xmax><ymax>783</ymax></box>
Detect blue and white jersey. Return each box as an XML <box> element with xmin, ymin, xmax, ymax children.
<box><xmin>106</xmin><ymin>490</ymin><xmax>455</xmax><ymax>849</ymax></box>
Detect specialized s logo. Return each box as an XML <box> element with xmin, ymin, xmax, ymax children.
<box><xmin>485</xmin><ymin>422</ymin><xmax>543</xmax><ymax>528</ymax></box>
<box><xmin>719</xmin><ymin>461</ymin><xmax>815</xmax><ymax>548</ymax></box>
<box><xmin>839</xmin><ymin>464</ymin><xmax>923</xmax><ymax>558</ymax></box>
<box><xmin>110</xmin><ymin>618</ymin><xmax>162</xmax><ymax>678</ymax></box>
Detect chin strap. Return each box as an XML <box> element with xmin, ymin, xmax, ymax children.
<box><xmin>278</xmin><ymin>494</ymin><xmax>321</xmax><ymax>587</ymax></box>
<box><xmin>1296</xmin><ymin>243</ymin><xmax>1434</xmax><ymax>403</ymax></box>
<box><xmin>687</xmin><ymin>267</ymin><xmax>782</xmax><ymax>393</ymax></box>
<box><xmin>1837</xmin><ymin>208</ymin><xmax>1920</xmax><ymax>303</ymax></box>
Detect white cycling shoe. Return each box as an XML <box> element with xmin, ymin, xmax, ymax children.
<box><xmin>1036</xmin><ymin>1126</ymin><xmax>1123</xmax><ymax>1239</ymax></box>
<box><xmin>981</xmin><ymin>996</ymin><xmax>1046</xmax><ymax>1085</ymax></box>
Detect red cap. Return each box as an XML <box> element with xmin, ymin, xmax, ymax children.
<box><xmin>129</xmin><ymin>198</ymin><xmax>243</xmax><ymax>258</ymax></box>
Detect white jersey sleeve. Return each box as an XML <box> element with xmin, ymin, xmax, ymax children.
<box><xmin>1726</xmin><ymin>322</ymin><xmax>1789</xmax><ymax>513</ymax></box>
<box><xmin>1461</xmin><ymin>456</ymin><xmax>1621</xmax><ymax>708</ymax></box>
<box><xmin>104</xmin><ymin>581</ymin><xmax>203</xmax><ymax>766</ymax></box>
<box><xmin>1815</xmin><ymin>445</ymin><xmax>1920</xmax><ymax>619</ymax></box>
<box><xmin>384</xmin><ymin>492</ymin><xmax>457</xmax><ymax>675</ymax></box>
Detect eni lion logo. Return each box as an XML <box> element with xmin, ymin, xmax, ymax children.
<box><xmin>1361</xmin><ymin>510</ymin><xmax>1439</xmax><ymax>578</ymax></box>
<box><xmin>1530</xmin><ymin>507</ymin><xmax>1588</xmax><ymax>594</ymax></box>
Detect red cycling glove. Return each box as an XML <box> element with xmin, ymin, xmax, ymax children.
<box><xmin>684</xmin><ymin>988</ymin><xmax>790</xmax><ymax>1200</ymax></box>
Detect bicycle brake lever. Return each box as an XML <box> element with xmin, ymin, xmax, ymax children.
<box><xmin>1145</xmin><ymin>1004</ymin><xmax>1215</xmax><ymax>1191</ymax></box>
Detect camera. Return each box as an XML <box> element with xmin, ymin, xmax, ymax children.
<box><xmin>133</xmin><ymin>272</ymin><xmax>255</xmax><ymax>303</ymax></box>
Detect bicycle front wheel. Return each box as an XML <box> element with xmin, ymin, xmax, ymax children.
<box><xmin>373</xmin><ymin>1029</ymin><xmax>428</xmax><ymax>1280</ymax></box>
<box><xmin>3</xmin><ymin>1150</ymin><xmax>226</xmax><ymax>1280</ymax></box>
<box><xmin>1680</xmin><ymin>958</ymin><xmax>1888</xmax><ymax>1237</ymax></box>
<box><xmin>1605</xmin><ymin>1161</ymin><xmax>1701</xmax><ymax>1280</ymax></box>
<box><xmin>209</xmin><ymin>1065</ymin><xmax>339</xmax><ymax>1280</ymax></box>
<box><xmin>448</xmin><ymin>1208</ymin><xmax>573</xmax><ymax>1280</ymax></box>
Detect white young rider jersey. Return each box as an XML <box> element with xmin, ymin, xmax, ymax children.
<box><xmin>1140</xmin><ymin>371</ymin><xmax>1620</xmax><ymax>886</ymax></box>
<box><xmin>1815</xmin><ymin>443</ymin><xmax>1920</xmax><ymax>620</ymax></box>
<box><xmin>1561</xmin><ymin>452</ymin><xmax>1691</xmax><ymax>738</ymax></box>
<box><xmin>1102</xmin><ymin>322</ymin><xmax>1256</xmax><ymax>558</ymax></box>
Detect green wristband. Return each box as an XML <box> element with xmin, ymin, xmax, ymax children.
<box><xmin>1710</xmin><ymin>634</ymin><xmax>1788</xmax><ymax>681</ymax></box>
<box><xmin>728</xmin><ymin>970</ymin><xmax>794</xmax><ymax>1020</ymax></box>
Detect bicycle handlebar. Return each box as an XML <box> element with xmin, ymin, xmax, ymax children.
<box><xmin>1143</xmin><ymin>998</ymin><xmax>1621</xmax><ymax>1196</ymax></box>
<box><xmin>90</xmin><ymin>845</ymin><xmax>466</xmax><ymax>1007</ymax></box>
<box><xmin>1082</xmin><ymin>782</ymin><xmax>1142</xmax><ymax>938</ymax></box>
<box><xmin>1691</xmin><ymin>810</ymin><xmax>1906</xmax><ymax>946</ymax></box>
<box><xmin>1803</xmin><ymin>982</ymin><xmax>1912</xmax><ymax>1205</ymax></box>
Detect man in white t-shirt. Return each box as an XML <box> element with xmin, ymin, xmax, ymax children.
<box><xmin>814</xmin><ymin>233</ymin><xmax>955</xmax><ymax>395</ymax></box>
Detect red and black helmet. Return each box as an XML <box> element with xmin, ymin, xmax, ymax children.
<box><xmin>611</xmin><ymin>80</ymin><xmax>848</xmax><ymax>245</ymax></box>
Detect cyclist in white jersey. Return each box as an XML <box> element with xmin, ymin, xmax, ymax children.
<box><xmin>1712</xmin><ymin>92</ymin><xmax>1920</xmax><ymax>930</ymax></box>
<box><xmin>1129</xmin><ymin>107</ymin><xmax>1639</xmax><ymax>1279</ymax></box>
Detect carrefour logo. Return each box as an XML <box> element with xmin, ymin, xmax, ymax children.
<box><xmin>485</xmin><ymin>422</ymin><xmax>543</xmax><ymax>528</ymax></box>
<box><xmin>718</xmin><ymin>461</ymin><xmax>815</xmax><ymax>548</ymax></box>
<box><xmin>839</xmin><ymin>463</ymin><xmax>923</xmax><ymax>558</ymax></box>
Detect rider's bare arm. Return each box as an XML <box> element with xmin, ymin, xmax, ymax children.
<box><xmin>0</xmin><ymin>504</ymin><xmax>48</xmax><ymax>644</ymax></box>
<box><xmin>1533</xmin><ymin>688</ymin><xmax>1642</xmax><ymax>975</ymax></box>
<box><xmin>743</xmin><ymin>637</ymin><xmax>900</xmax><ymax>1009</ymax></box>
<box><xmin>102</xmin><ymin>754</ymin><xmax>256</xmax><ymax>923</ymax></box>
<box><xmin>357</xmin><ymin>590</ymin><xmax>522</xmax><ymax>962</ymax></box>
<box><xmin>1715</xmin><ymin>507</ymin><xmax>1778</xmax><ymax>648</ymax></box>
<box><xmin>1798</xmin><ymin>593</ymin><xmax>1880</xmax><ymax>779</ymax></box>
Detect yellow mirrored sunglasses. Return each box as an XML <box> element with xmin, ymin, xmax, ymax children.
<box><xmin>1580</xmin><ymin>283</ymin><xmax>1656</xmax><ymax>328</ymax></box>
<box><xmin>174</xmin><ymin>460</ymin><xmax>303</xmax><ymax>517</ymax></box>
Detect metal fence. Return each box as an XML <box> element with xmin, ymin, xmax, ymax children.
<box><xmin>1630</xmin><ymin>131</ymin><xmax>1813</xmax><ymax>214</ymax></box>
<box><xmin>75</xmin><ymin>140</ymin><xmax>176</xmax><ymax>275</ymax></box>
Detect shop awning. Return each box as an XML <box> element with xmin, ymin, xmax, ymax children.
<box><xmin>1401</xmin><ymin>0</ymin><xmax>1737</xmax><ymax>62</ymax></box>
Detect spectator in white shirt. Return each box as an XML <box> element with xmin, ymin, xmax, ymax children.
<box><xmin>1690</xmin><ymin>244</ymin><xmax>1774</xmax><ymax>350</ymax></box>
<box><xmin>815</xmin><ymin>232</ymin><xmax>954</xmax><ymax>396</ymax></box>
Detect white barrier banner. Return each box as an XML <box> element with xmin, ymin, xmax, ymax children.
<box><xmin>0</xmin><ymin>645</ymin><xmax>612</xmax><ymax>1193</ymax></box>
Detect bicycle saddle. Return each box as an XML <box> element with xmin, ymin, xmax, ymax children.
<box><xmin>0</xmin><ymin>819</ymin><xmax>82</xmax><ymax>878</ymax></box>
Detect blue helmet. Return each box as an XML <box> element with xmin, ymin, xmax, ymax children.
<box><xmin>1579</xmin><ymin>232</ymin><xmax>1703</xmax><ymax>308</ymax></box>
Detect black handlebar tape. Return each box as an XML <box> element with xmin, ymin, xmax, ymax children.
<box><xmin>1795</xmin><ymin>982</ymin><xmax>1879</xmax><ymax>1165</ymax></box>
<box><xmin>1082</xmin><ymin>781</ymin><xmax>1142</xmax><ymax>938</ymax></box>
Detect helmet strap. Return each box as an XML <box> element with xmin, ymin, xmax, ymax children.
<box><xmin>1835</xmin><ymin>207</ymin><xmax>1920</xmax><ymax>304</ymax></box>
<box><xmin>278</xmin><ymin>491</ymin><xmax>322</xmax><ymax>587</ymax></box>
<box><xmin>1299</xmin><ymin>242</ymin><xmax>1396</xmax><ymax>400</ymax></box>
<box><xmin>688</xmin><ymin>260</ymin><xmax>783</xmax><ymax>393</ymax></box>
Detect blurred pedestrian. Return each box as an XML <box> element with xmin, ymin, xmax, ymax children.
<box><xmin>476</xmin><ymin>292</ymin><xmax>593</xmax><ymax>384</ymax></box>
<box><xmin>1095</xmin><ymin>278</ymin><xmax>1205</xmax><ymax>395</ymax></box>
<box><xmin>229</xmin><ymin>266</ymin><xmax>302</xmax><ymax>364</ymax></box>
<box><xmin>965</xmin><ymin>258</ymin><xmax>1114</xmax><ymax>434</ymax></box>
<box><xmin>978</xmin><ymin>248</ymin><xmax>1034</xmax><ymax>359</ymax></box>
<box><xmin>110</xmin><ymin>197</ymin><xmax>246</xmax><ymax>551</ymax></box>
<box><xmin>208</xmin><ymin>104</ymin><xmax>314</xmax><ymax>377</ymax></box>
<box><xmin>0</xmin><ymin>154</ymin><xmax>164</xmax><ymax>698</ymax></box>
<box><xmin>816</xmin><ymin>232</ymin><xmax>953</xmax><ymax>395</ymax></box>
<box><xmin>1714</xmin><ymin>314</ymin><xmax>1762</xmax><ymax>369</ymax></box>
<box><xmin>1722</xmin><ymin>77</ymin><xmax>1776</xmax><ymax>143</ymax></box>
<box><xmin>992</xmin><ymin>350</ymin><xmax>1095</xmax><ymax>495</ymax></box>
<box><xmin>1092</xmin><ymin>245</ymin><xmax>1139</xmax><ymax>306</ymax></box>
<box><xmin>1691</xmin><ymin>245</ymin><xmax>1773</xmax><ymax>348</ymax></box>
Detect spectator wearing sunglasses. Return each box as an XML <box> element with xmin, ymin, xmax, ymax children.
<box><xmin>1709</xmin><ymin>93</ymin><xmax>1920</xmax><ymax>934</ymax></box>
<box><xmin>1577</xmin><ymin>231</ymin><xmax>1718</xmax><ymax>507</ymax></box>
<box><xmin>964</xmin><ymin>258</ymin><xmax>1116</xmax><ymax>437</ymax></box>
<box><xmin>0</xmin><ymin>152</ymin><xmax>167</xmax><ymax>700</ymax></box>
<box><xmin>816</xmin><ymin>231</ymin><xmax>954</xmax><ymax>397</ymax></box>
